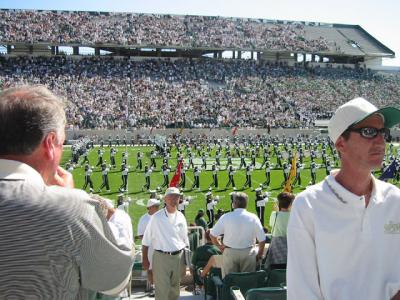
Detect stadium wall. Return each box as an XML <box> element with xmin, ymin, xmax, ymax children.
<box><xmin>66</xmin><ymin>128</ymin><xmax>321</xmax><ymax>141</ymax></box>
<box><xmin>66</xmin><ymin>128</ymin><xmax>400</xmax><ymax>144</ymax></box>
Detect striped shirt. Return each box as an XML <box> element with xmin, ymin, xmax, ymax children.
<box><xmin>0</xmin><ymin>159</ymin><xmax>134</xmax><ymax>299</ymax></box>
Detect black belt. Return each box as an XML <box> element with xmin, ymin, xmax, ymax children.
<box><xmin>155</xmin><ymin>249</ymin><xmax>183</xmax><ymax>255</ymax></box>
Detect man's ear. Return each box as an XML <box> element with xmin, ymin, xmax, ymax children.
<box><xmin>42</xmin><ymin>132</ymin><xmax>57</xmax><ymax>160</ymax></box>
<box><xmin>335</xmin><ymin>136</ymin><xmax>346</xmax><ymax>156</ymax></box>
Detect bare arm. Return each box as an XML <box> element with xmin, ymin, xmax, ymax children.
<box><xmin>256</xmin><ymin>241</ymin><xmax>265</xmax><ymax>261</ymax></box>
<box><xmin>142</xmin><ymin>245</ymin><xmax>150</xmax><ymax>270</ymax></box>
<box><xmin>210</xmin><ymin>234</ymin><xmax>225</xmax><ymax>253</ymax></box>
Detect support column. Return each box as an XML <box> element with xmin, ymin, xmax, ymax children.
<box><xmin>7</xmin><ymin>45</ymin><xmax>12</xmax><ymax>54</ymax></box>
<box><xmin>95</xmin><ymin>47</ymin><xmax>100</xmax><ymax>56</ymax></box>
<box><xmin>238</xmin><ymin>51</ymin><xmax>242</xmax><ymax>59</ymax></box>
<box><xmin>73</xmin><ymin>46</ymin><xmax>79</xmax><ymax>55</ymax></box>
<box><xmin>250</xmin><ymin>51</ymin><xmax>254</xmax><ymax>60</ymax></box>
<box><xmin>214</xmin><ymin>51</ymin><xmax>218</xmax><ymax>58</ymax></box>
<box><xmin>232</xmin><ymin>51</ymin><xmax>236</xmax><ymax>59</ymax></box>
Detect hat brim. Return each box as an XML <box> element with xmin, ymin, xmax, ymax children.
<box><xmin>353</xmin><ymin>107</ymin><xmax>400</xmax><ymax>128</ymax></box>
<box><xmin>164</xmin><ymin>192</ymin><xmax>181</xmax><ymax>197</ymax></box>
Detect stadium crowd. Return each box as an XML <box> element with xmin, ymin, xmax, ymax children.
<box><xmin>0</xmin><ymin>9</ymin><xmax>330</xmax><ymax>52</ymax></box>
<box><xmin>1</xmin><ymin>56</ymin><xmax>400</xmax><ymax>130</ymax></box>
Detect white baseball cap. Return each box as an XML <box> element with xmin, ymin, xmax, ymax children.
<box><xmin>164</xmin><ymin>187</ymin><xmax>181</xmax><ymax>197</ymax></box>
<box><xmin>147</xmin><ymin>198</ymin><xmax>160</xmax><ymax>208</ymax></box>
<box><xmin>328</xmin><ymin>97</ymin><xmax>400</xmax><ymax>144</ymax></box>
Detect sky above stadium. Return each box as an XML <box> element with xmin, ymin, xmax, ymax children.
<box><xmin>1</xmin><ymin>0</ymin><xmax>399</xmax><ymax>67</ymax></box>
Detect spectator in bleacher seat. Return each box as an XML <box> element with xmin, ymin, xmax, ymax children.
<box><xmin>136</xmin><ymin>198</ymin><xmax>160</xmax><ymax>294</ymax></box>
<box><xmin>0</xmin><ymin>85</ymin><xmax>134</xmax><ymax>299</ymax></box>
<box><xmin>287</xmin><ymin>97</ymin><xmax>400</xmax><ymax>300</ymax></box>
<box><xmin>191</xmin><ymin>230</ymin><xmax>222</xmax><ymax>292</ymax></box>
<box><xmin>142</xmin><ymin>187</ymin><xmax>189</xmax><ymax>300</ymax></box>
<box><xmin>3</xmin><ymin>56</ymin><xmax>398</xmax><ymax>131</ymax></box>
<box><xmin>194</xmin><ymin>209</ymin><xmax>208</xmax><ymax>233</ymax></box>
<box><xmin>210</xmin><ymin>192</ymin><xmax>265</xmax><ymax>276</ymax></box>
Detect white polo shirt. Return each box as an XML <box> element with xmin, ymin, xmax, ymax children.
<box><xmin>142</xmin><ymin>208</ymin><xmax>189</xmax><ymax>252</ymax></box>
<box><xmin>288</xmin><ymin>173</ymin><xmax>400</xmax><ymax>300</ymax></box>
<box><xmin>211</xmin><ymin>208</ymin><xmax>265</xmax><ymax>249</ymax></box>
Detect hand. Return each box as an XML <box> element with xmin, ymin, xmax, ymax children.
<box><xmin>391</xmin><ymin>291</ymin><xmax>400</xmax><ymax>300</ymax></box>
<box><xmin>47</xmin><ymin>166</ymin><xmax>74</xmax><ymax>188</ymax></box>
<box><xmin>142</xmin><ymin>258</ymin><xmax>150</xmax><ymax>270</ymax></box>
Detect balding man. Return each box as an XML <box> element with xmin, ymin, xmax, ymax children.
<box><xmin>210</xmin><ymin>192</ymin><xmax>265</xmax><ymax>276</ymax></box>
<box><xmin>0</xmin><ymin>85</ymin><xmax>134</xmax><ymax>299</ymax></box>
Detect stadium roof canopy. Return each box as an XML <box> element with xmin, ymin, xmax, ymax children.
<box><xmin>0</xmin><ymin>9</ymin><xmax>394</xmax><ymax>62</ymax></box>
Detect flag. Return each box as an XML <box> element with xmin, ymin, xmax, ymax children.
<box><xmin>232</xmin><ymin>126</ymin><xmax>238</xmax><ymax>136</ymax></box>
<box><xmin>283</xmin><ymin>154</ymin><xmax>298</xmax><ymax>193</ymax></box>
<box><xmin>169</xmin><ymin>161</ymin><xmax>183</xmax><ymax>187</ymax></box>
<box><xmin>178</xmin><ymin>127</ymin><xmax>184</xmax><ymax>135</ymax></box>
<box><xmin>379</xmin><ymin>159</ymin><xmax>398</xmax><ymax>181</ymax></box>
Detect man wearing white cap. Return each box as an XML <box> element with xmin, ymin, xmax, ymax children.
<box><xmin>142</xmin><ymin>187</ymin><xmax>189</xmax><ymax>300</ymax></box>
<box><xmin>287</xmin><ymin>97</ymin><xmax>400</xmax><ymax>300</ymax></box>
<box><xmin>137</xmin><ymin>198</ymin><xmax>160</xmax><ymax>295</ymax></box>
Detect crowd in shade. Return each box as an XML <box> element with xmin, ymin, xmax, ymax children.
<box><xmin>1</xmin><ymin>56</ymin><xmax>400</xmax><ymax>130</ymax></box>
<box><xmin>0</xmin><ymin>9</ymin><xmax>330</xmax><ymax>52</ymax></box>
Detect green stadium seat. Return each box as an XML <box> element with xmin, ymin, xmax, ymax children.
<box><xmin>265</xmin><ymin>269</ymin><xmax>286</xmax><ymax>287</ymax></box>
<box><xmin>245</xmin><ymin>287</ymin><xmax>287</xmax><ymax>300</ymax></box>
<box><xmin>213</xmin><ymin>270</ymin><xmax>267</xmax><ymax>300</ymax></box>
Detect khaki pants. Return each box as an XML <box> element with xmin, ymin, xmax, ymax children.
<box><xmin>153</xmin><ymin>250</ymin><xmax>182</xmax><ymax>300</ymax></box>
<box><xmin>223</xmin><ymin>247</ymin><xmax>257</xmax><ymax>277</ymax></box>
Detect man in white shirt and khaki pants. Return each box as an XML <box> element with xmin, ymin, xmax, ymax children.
<box><xmin>142</xmin><ymin>187</ymin><xmax>189</xmax><ymax>300</ymax></box>
<box><xmin>210</xmin><ymin>192</ymin><xmax>265</xmax><ymax>276</ymax></box>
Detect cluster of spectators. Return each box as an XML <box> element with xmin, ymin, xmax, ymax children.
<box><xmin>1</xmin><ymin>55</ymin><xmax>399</xmax><ymax>130</ymax></box>
<box><xmin>0</xmin><ymin>9</ymin><xmax>330</xmax><ymax>52</ymax></box>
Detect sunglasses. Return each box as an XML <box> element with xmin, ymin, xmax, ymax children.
<box><xmin>346</xmin><ymin>127</ymin><xmax>390</xmax><ymax>140</ymax></box>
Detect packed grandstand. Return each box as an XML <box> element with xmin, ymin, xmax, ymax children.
<box><xmin>0</xmin><ymin>9</ymin><xmax>399</xmax><ymax>131</ymax></box>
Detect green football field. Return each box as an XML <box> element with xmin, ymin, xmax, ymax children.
<box><xmin>61</xmin><ymin>143</ymin><xmax>397</xmax><ymax>234</ymax></box>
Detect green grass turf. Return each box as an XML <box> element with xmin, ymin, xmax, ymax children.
<box><xmin>61</xmin><ymin>144</ymin><xmax>396</xmax><ymax>234</ymax></box>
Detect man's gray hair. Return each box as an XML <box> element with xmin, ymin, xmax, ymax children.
<box><xmin>233</xmin><ymin>192</ymin><xmax>248</xmax><ymax>209</ymax></box>
<box><xmin>0</xmin><ymin>85</ymin><xmax>66</xmax><ymax>155</ymax></box>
